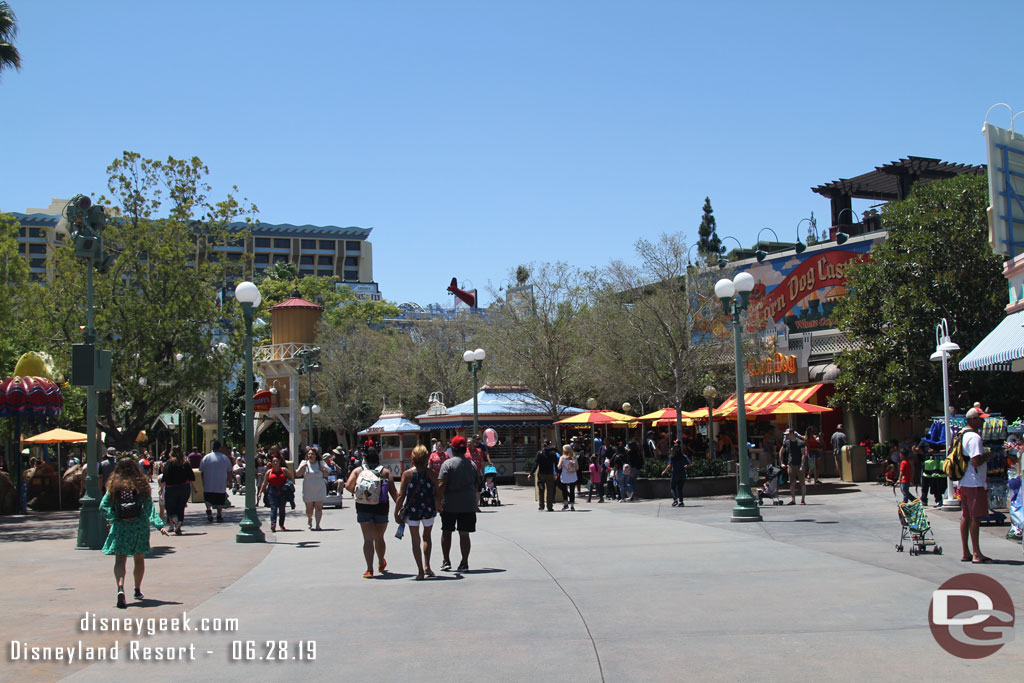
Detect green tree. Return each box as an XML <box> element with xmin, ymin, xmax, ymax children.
<box><xmin>0</xmin><ymin>2</ymin><xmax>22</xmax><ymax>79</ymax></box>
<box><xmin>697</xmin><ymin>197</ymin><xmax>722</xmax><ymax>265</ymax></box>
<box><xmin>587</xmin><ymin>232</ymin><xmax>727</xmax><ymax>438</ymax></box>
<box><xmin>480</xmin><ymin>262</ymin><xmax>593</xmax><ymax>440</ymax></box>
<box><xmin>36</xmin><ymin>153</ymin><xmax>257</xmax><ymax>450</ymax></box>
<box><xmin>0</xmin><ymin>213</ymin><xmax>32</xmax><ymax>376</ymax></box>
<box><xmin>832</xmin><ymin>174</ymin><xmax>1017</xmax><ymax>417</ymax></box>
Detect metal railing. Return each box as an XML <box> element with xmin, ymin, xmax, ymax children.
<box><xmin>254</xmin><ymin>342</ymin><xmax>315</xmax><ymax>362</ymax></box>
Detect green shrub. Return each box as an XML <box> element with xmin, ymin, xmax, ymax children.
<box><xmin>688</xmin><ymin>458</ymin><xmax>728</xmax><ymax>478</ymax></box>
<box><xmin>639</xmin><ymin>459</ymin><xmax>669</xmax><ymax>478</ymax></box>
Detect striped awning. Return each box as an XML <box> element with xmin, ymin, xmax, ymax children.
<box><xmin>712</xmin><ymin>385</ymin><xmax>823</xmax><ymax>416</ymax></box>
<box><xmin>958</xmin><ymin>310</ymin><xmax>1024</xmax><ymax>372</ymax></box>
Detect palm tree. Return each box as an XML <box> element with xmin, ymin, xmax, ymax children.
<box><xmin>0</xmin><ymin>2</ymin><xmax>22</xmax><ymax>79</ymax></box>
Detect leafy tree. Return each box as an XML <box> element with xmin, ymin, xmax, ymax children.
<box><xmin>832</xmin><ymin>174</ymin><xmax>1019</xmax><ymax>417</ymax></box>
<box><xmin>587</xmin><ymin>232</ymin><xmax>727</xmax><ymax>439</ymax></box>
<box><xmin>0</xmin><ymin>2</ymin><xmax>21</xmax><ymax>79</ymax></box>
<box><xmin>0</xmin><ymin>213</ymin><xmax>31</xmax><ymax>376</ymax></box>
<box><xmin>35</xmin><ymin>152</ymin><xmax>257</xmax><ymax>450</ymax></box>
<box><xmin>697</xmin><ymin>197</ymin><xmax>722</xmax><ymax>265</ymax></box>
<box><xmin>480</xmin><ymin>262</ymin><xmax>593</xmax><ymax>441</ymax></box>
<box><xmin>264</xmin><ymin>261</ymin><xmax>298</xmax><ymax>281</ymax></box>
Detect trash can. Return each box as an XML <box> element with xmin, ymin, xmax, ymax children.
<box><xmin>190</xmin><ymin>468</ymin><xmax>205</xmax><ymax>503</ymax></box>
<box><xmin>841</xmin><ymin>445</ymin><xmax>867</xmax><ymax>482</ymax></box>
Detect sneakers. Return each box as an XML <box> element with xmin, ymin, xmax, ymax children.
<box><xmin>116</xmin><ymin>590</ymin><xmax>126</xmax><ymax>609</ymax></box>
<box><xmin>216</xmin><ymin>514</ymin><xmax>224</xmax><ymax>523</ymax></box>
<box><xmin>562</xmin><ymin>504</ymin><xmax>569</xmax><ymax>511</ymax></box>
<box><xmin>538</xmin><ymin>505</ymin><xmax>544</xmax><ymax>510</ymax></box>
<box><xmin>206</xmin><ymin>510</ymin><xmax>214</xmax><ymax>523</ymax></box>
<box><xmin>456</xmin><ymin>561</ymin><xmax>469</xmax><ymax>572</ymax></box>
<box><xmin>440</xmin><ymin>559</ymin><xmax>452</xmax><ymax>571</ymax></box>
<box><xmin>133</xmin><ymin>588</ymin><xmax>144</xmax><ymax>600</ymax></box>
<box><xmin>570</xmin><ymin>505</ymin><xmax>575</xmax><ymax>511</ymax></box>
<box><xmin>671</xmin><ymin>500</ymin><xmax>679</xmax><ymax>507</ymax></box>
<box><xmin>270</xmin><ymin>524</ymin><xmax>277</xmax><ymax>532</ymax></box>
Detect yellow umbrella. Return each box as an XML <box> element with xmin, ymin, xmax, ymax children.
<box><xmin>751</xmin><ymin>401</ymin><xmax>832</xmax><ymax>417</ymax></box>
<box><xmin>636</xmin><ymin>408</ymin><xmax>696</xmax><ymax>426</ymax></box>
<box><xmin>22</xmin><ymin>428</ymin><xmax>87</xmax><ymax>444</ymax></box>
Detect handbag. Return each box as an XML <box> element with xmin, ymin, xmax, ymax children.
<box><xmin>395</xmin><ymin>472</ymin><xmax>414</xmax><ymax>524</ymax></box>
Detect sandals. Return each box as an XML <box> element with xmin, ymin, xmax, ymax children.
<box><xmin>972</xmin><ymin>556</ymin><xmax>994</xmax><ymax>564</ymax></box>
<box><xmin>362</xmin><ymin>570</ymin><xmax>373</xmax><ymax>579</ymax></box>
<box><xmin>378</xmin><ymin>559</ymin><xmax>387</xmax><ymax>573</ymax></box>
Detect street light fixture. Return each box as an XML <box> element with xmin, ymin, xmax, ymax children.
<box><xmin>754</xmin><ymin>228</ymin><xmax>781</xmax><ymax>262</ymax></box>
<box><xmin>834</xmin><ymin>209</ymin><xmax>857</xmax><ymax>246</ymax></box>
<box><xmin>931</xmin><ymin>318</ymin><xmax>960</xmax><ymax>510</ymax></box>
<box><xmin>234</xmin><ymin>281</ymin><xmax>265</xmax><ymax>543</ymax></box>
<box><xmin>463</xmin><ymin>348</ymin><xmax>485</xmax><ymax>438</ymax></box>
<box><xmin>296</xmin><ymin>347</ymin><xmax>322</xmax><ymax>452</ymax></box>
<box><xmin>715</xmin><ymin>271</ymin><xmax>762</xmax><ymax>523</ymax></box>
<box><xmin>703</xmin><ymin>385</ymin><xmax>717</xmax><ymax>460</ymax></box>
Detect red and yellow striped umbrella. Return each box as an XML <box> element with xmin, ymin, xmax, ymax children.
<box><xmin>554</xmin><ymin>409</ymin><xmax>635</xmax><ymax>425</ymax></box>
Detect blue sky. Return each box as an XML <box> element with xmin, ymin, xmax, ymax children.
<box><xmin>1</xmin><ymin>1</ymin><xmax>1017</xmax><ymax>306</ymax></box>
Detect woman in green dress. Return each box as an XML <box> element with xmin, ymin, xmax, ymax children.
<box><xmin>100</xmin><ymin>457</ymin><xmax>169</xmax><ymax>608</ymax></box>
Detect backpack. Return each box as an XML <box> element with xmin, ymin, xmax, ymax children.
<box><xmin>116</xmin><ymin>489</ymin><xmax>142</xmax><ymax>520</ymax></box>
<box><xmin>565</xmin><ymin>456</ymin><xmax>578</xmax><ymax>474</ymax></box>
<box><xmin>942</xmin><ymin>428</ymin><xmax>973</xmax><ymax>480</ymax></box>
<box><xmin>354</xmin><ymin>466</ymin><xmax>385</xmax><ymax>505</ymax></box>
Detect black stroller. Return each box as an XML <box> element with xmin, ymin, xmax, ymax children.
<box><xmin>479</xmin><ymin>465</ymin><xmax>501</xmax><ymax>506</ymax></box>
<box><xmin>757</xmin><ymin>464</ymin><xmax>785</xmax><ymax>506</ymax></box>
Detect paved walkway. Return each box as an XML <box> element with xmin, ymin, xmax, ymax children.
<box><xmin>3</xmin><ymin>481</ymin><xmax>1023</xmax><ymax>682</ymax></box>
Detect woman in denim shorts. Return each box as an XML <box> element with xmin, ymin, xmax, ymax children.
<box><xmin>395</xmin><ymin>445</ymin><xmax>439</xmax><ymax>580</ymax></box>
<box><xmin>345</xmin><ymin>447</ymin><xmax>398</xmax><ymax>578</ymax></box>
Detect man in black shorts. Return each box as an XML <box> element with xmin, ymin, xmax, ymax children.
<box><xmin>437</xmin><ymin>435</ymin><xmax>480</xmax><ymax>572</ymax></box>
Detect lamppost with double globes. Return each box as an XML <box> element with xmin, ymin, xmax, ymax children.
<box><xmin>234</xmin><ymin>281</ymin><xmax>265</xmax><ymax>543</ymax></box>
<box><xmin>463</xmin><ymin>348</ymin><xmax>485</xmax><ymax>438</ymax></box>
<box><xmin>930</xmin><ymin>318</ymin><xmax>960</xmax><ymax>509</ymax></box>
<box><xmin>715</xmin><ymin>272</ymin><xmax>762</xmax><ymax>523</ymax></box>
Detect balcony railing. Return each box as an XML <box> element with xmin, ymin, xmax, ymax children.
<box><xmin>254</xmin><ymin>342</ymin><xmax>315</xmax><ymax>362</ymax></box>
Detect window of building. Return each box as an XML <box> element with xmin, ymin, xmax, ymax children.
<box><xmin>273</xmin><ymin>254</ymin><xmax>289</xmax><ymax>263</ymax></box>
<box><xmin>319</xmin><ymin>240</ymin><xmax>335</xmax><ymax>250</ymax></box>
<box><xmin>318</xmin><ymin>255</ymin><xmax>333</xmax><ymax>266</ymax></box>
<box><xmin>254</xmin><ymin>253</ymin><xmax>269</xmax><ymax>264</ymax></box>
<box><xmin>29</xmin><ymin>228</ymin><xmax>44</xmax><ymax>238</ymax></box>
<box><xmin>227</xmin><ymin>252</ymin><xmax>241</xmax><ymax>261</ymax></box>
<box><xmin>344</xmin><ymin>256</ymin><xmax>358</xmax><ymax>267</ymax></box>
<box><xmin>300</xmin><ymin>255</ymin><xmax>314</xmax><ymax>265</ymax></box>
<box><xmin>274</xmin><ymin>238</ymin><xmax>290</xmax><ymax>249</ymax></box>
<box><xmin>345</xmin><ymin>240</ymin><xmax>361</xmax><ymax>251</ymax></box>
<box><xmin>344</xmin><ymin>270</ymin><xmax>359</xmax><ymax>281</ymax></box>
<box><xmin>301</xmin><ymin>239</ymin><xmax>316</xmax><ymax>250</ymax></box>
<box><xmin>29</xmin><ymin>258</ymin><xmax>45</xmax><ymax>269</ymax></box>
<box><xmin>28</xmin><ymin>243</ymin><xmax>45</xmax><ymax>254</ymax></box>
<box><xmin>254</xmin><ymin>237</ymin><xmax>271</xmax><ymax>248</ymax></box>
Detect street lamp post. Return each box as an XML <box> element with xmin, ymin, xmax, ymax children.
<box><xmin>235</xmin><ymin>281</ymin><xmax>265</xmax><ymax>543</ymax></box>
<box><xmin>703</xmin><ymin>385</ymin><xmax>717</xmax><ymax>460</ymax></box>
<box><xmin>66</xmin><ymin>195</ymin><xmax>115</xmax><ymax>550</ymax></box>
<box><xmin>930</xmin><ymin>318</ymin><xmax>961</xmax><ymax>510</ymax></box>
<box><xmin>296</xmin><ymin>347</ymin><xmax>322</xmax><ymax>451</ymax></box>
<box><xmin>462</xmin><ymin>348</ymin><xmax>485</xmax><ymax>437</ymax></box>
<box><xmin>715</xmin><ymin>272</ymin><xmax>762</xmax><ymax>523</ymax></box>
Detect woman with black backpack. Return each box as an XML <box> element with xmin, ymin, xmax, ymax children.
<box><xmin>100</xmin><ymin>457</ymin><xmax>170</xmax><ymax>609</ymax></box>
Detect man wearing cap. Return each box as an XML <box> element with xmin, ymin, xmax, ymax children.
<box><xmin>783</xmin><ymin>428</ymin><xmax>807</xmax><ymax>505</ymax></box>
<box><xmin>99</xmin><ymin>447</ymin><xmax>118</xmax><ymax>492</ymax></box>
<box><xmin>200</xmin><ymin>441</ymin><xmax>233</xmax><ymax>523</ymax></box>
<box><xmin>437</xmin><ymin>435</ymin><xmax>481</xmax><ymax>572</ymax></box>
<box><xmin>529</xmin><ymin>439</ymin><xmax>559</xmax><ymax>511</ymax></box>
<box><xmin>959</xmin><ymin>407</ymin><xmax>994</xmax><ymax>563</ymax></box>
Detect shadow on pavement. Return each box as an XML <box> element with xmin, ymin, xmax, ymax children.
<box><xmin>135</xmin><ymin>598</ymin><xmax>184</xmax><ymax>608</ymax></box>
<box><xmin>457</xmin><ymin>568</ymin><xmax>506</xmax><ymax>575</ymax></box>
<box><xmin>376</xmin><ymin>572</ymin><xmax>417</xmax><ymax>580</ymax></box>
<box><xmin>148</xmin><ymin>546</ymin><xmax>177</xmax><ymax>558</ymax></box>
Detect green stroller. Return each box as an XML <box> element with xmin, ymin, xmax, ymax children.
<box><xmin>896</xmin><ymin>499</ymin><xmax>942</xmax><ymax>556</ymax></box>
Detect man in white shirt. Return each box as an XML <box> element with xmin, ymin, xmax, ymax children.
<box><xmin>959</xmin><ymin>407</ymin><xmax>993</xmax><ymax>564</ymax></box>
<box><xmin>199</xmin><ymin>441</ymin><xmax>233</xmax><ymax>523</ymax></box>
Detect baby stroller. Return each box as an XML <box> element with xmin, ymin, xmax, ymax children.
<box><xmin>479</xmin><ymin>465</ymin><xmax>501</xmax><ymax>506</ymax></box>
<box><xmin>757</xmin><ymin>464</ymin><xmax>785</xmax><ymax>506</ymax></box>
<box><xmin>896</xmin><ymin>499</ymin><xmax>942</xmax><ymax>556</ymax></box>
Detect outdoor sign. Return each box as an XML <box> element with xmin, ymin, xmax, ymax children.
<box><xmin>253</xmin><ymin>389</ymin><xmax>273</xmax><ymax>413</ymax></box>
<box><xmin>693</xmin><ymin>237</ymin><xmax>883</xmax><ymax>341</ymax></box>
<box><xmin>982</xmin><ymin>117</ymin><xmax>1024</xmax><ymax>260</ymax></box>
